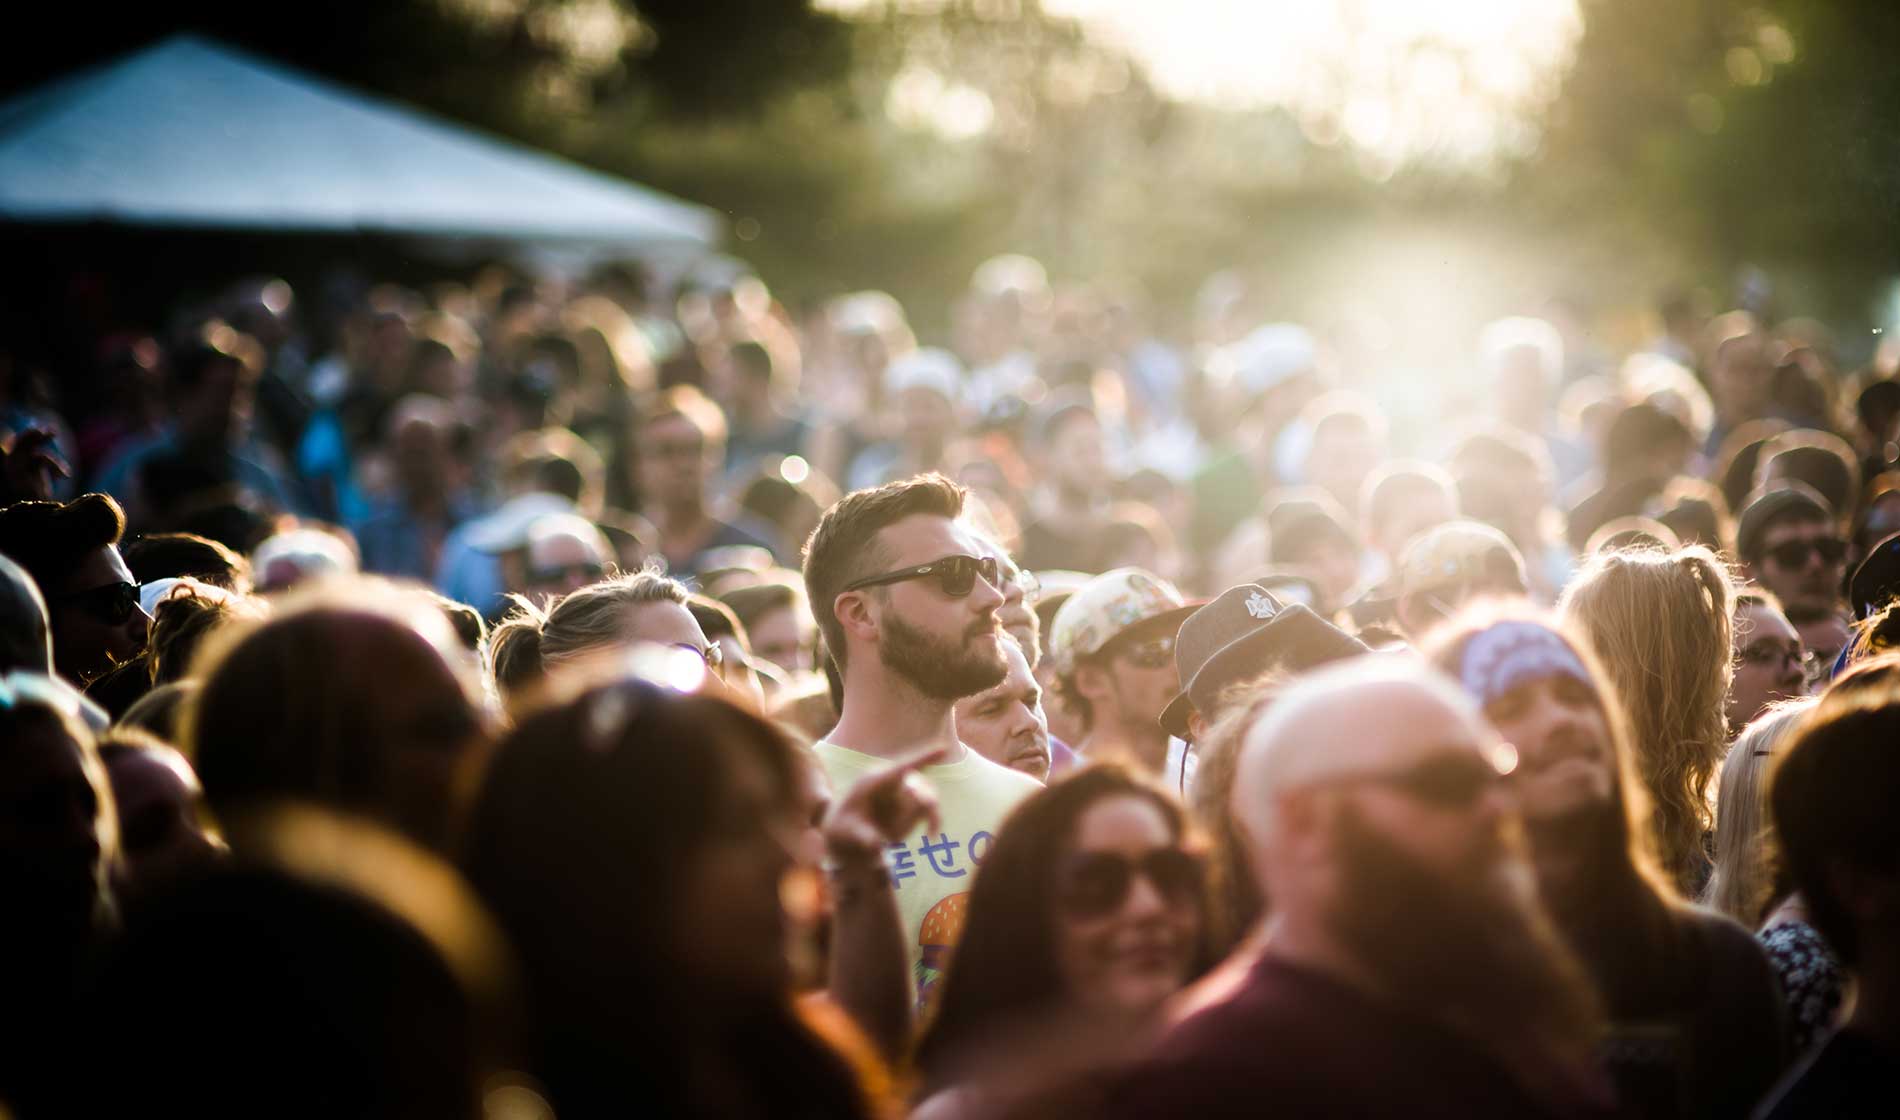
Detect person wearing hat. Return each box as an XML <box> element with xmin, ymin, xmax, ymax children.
<box><xmin>1048</xmin><ymin>568</ymin><xmax>1198</xmax><ymax>776</ymax></box>
<box><xmin>1736</xmin><ymin>483</ymin><xmax>1848</xmax><ymax>617</ymax></box>
<box><xmin>1160</xmin><ymin>584</ymin><xmax>1370</xmax><ymax>743</ymax></box>
<box><xmin>1394</xmin><ymin>520</ymin><xmax>1530</xmax><ymax>640</ymax></box>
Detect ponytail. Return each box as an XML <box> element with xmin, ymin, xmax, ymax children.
<box><xmin>489</xmin><ymin>594</ymin><xmax>550</xmax><ymax>706</ymax></box>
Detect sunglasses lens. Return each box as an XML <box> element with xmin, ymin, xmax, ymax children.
<box><xmin>1060</xmin><ymin>853</ymin><xmax>1131</xmax><ymax>917</ymax></box>
<box><xmin>1404</xmin><ymin>756</ymin><xmax>1493</xmax><ymax>807</ymax></box>
<box><xmin>1144</xmin><ymin>849</ymin><xmax>1201</xmax><ymax>901</ymax></box>
<box><xmin>1817</xmin><ymin>539</ymin><xmax>1847</xmax><ymax>564</ymax></box>
<box><xmin>114</xmin><ymin>583</ymin><xmax>139</xmax><ymax>623</ymax></box>
<box><xmin>939</xmin><ymin>557</ymin><xmax>977</xmax><ymax>596</ymax></box>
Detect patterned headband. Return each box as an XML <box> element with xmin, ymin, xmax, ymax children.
<box><xmin>1458</xmin><ymin>620</ymin><xmax>1591</xmax><ymax>708</ymax></box>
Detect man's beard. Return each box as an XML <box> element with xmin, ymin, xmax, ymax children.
<box><xmin>1327</xmin><ymin>805</ymin><xmax>1605</xmax><ymax>1071</ymax></box>
<box><xmin>880</xmin><ymin>611</ymin><xmax>1008</xmax><ymax>701</ymax></box>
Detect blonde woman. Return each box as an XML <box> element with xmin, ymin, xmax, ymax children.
<box><xmin>1560</xmin><ymin>546</ymin><xmax>1734</xmax><ymax>897</ymax></box>
<box><xmin>1704</xmin><ymin>699</ymin><xmax>1843</xmax><ymax>1054</ymax></box>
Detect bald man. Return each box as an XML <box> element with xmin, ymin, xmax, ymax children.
<box><xmin>1110</xmin><ymin>657</ymin><xmax>1607</xmax><ymax>1118</ymax></box>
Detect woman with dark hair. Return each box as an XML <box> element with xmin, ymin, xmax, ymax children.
<box><xmin>913</xmin><ymin>764</ymin><xmax>1214</xmax><ymax>1117</ymax></box>
<box><xmin>463</xmin><ymin>679</ymin><xmax>882</xmax><ymax>1119</ymax></box>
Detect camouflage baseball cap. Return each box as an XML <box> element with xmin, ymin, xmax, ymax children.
<box><xmin>1049</xmin><ymin>568</ymin><xmax>1198</xmax><ymax>677</ymax></box>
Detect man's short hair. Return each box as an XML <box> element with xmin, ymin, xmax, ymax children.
<box><xmin>802</xmin><ymin>473</ymin><xmax>966</xmax><ymax>673</ymax></box>
<box><xmin>644</xmin><ymin>385</ymin><xmax>729</xmax><ymax>451</ymax></box>
<box><xmin>1771</xmin><ymin>699</ymin><xmax>1900</xmax><ymax>966</ymax></box>
<box><xmin>0</xmin><ymin>493</ymin><xmax>127</xmax><ymax>598</ymax></box>
<box><xmin>1604</xmin><ymin>401</ymin><xmax>1692</xmax><ymax>465</ymax></box>
<box><xmin>1757</xmin><ymin>430</ymin><xmax>1860</xmax><ymax>523</ymax></box>
<box><xmin>122</xmin><ymin>532</ymin><xmax>253</xmax><ymax>593</ymax></box>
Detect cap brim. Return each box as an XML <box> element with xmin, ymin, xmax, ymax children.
<box><xmin>1159</xmin><ymin>692</ymin><xmax>1194</xmax><ymax>740</ymax></box>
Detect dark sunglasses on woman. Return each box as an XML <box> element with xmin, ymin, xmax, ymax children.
<box><xmin>1765</xmin><ymin>537</ymin><xmax>1846</xmax><ymax>569</ymax></box>
<box><xmin>842</xmin><ymin>554</ymin><xmax>1000</xmax><ymax>598</ymax></box>
<box><xmin>1057</xmin><ymin>847</ymin><xmax>1203</xmax><ymax>917</ymax></box>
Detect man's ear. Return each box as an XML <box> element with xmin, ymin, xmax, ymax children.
<box><xmin>834</xmin><ymin>590</ymin><xmax>879</xmax><ymax>647</ymax></box>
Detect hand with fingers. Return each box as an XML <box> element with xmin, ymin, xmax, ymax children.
<box><xmin>0</xmin><ymin>429</ymin><xmax>70</xmax><ymax>503</ymax></box>
<box><xmin>823</xmin><ymin>744</ymin><xmax>946</xmax><ymax>871</ymax></box>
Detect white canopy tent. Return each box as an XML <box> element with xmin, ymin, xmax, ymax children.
<box><xmin>0</xmin><ymin>34</ymin><xmax>722</xmax><ymax>248</ymax></box>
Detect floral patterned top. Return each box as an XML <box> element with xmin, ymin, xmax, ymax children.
<box><xmin>1759</xmin><ymin>920</ymin><xmax>1845</xmax><ymax>1055</ymax></box>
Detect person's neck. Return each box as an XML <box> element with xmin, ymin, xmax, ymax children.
<box><xmin>656</xmin><ymin>499</ymin><xmax>709</xmax><ymax>534</ymax></box>
<box><xmin>1078</xmin><ymin>723</ymin><xmax>1171</xmax><ymax>776</ymax></box>
<box><xmin>1264</xmin><ymin>912</ymin><xmax>1385</xmax><ymax>999</ymax></box>
<box><xmin>827</xmin><ymin>661</ymin><xmax>964</xmax><ymax>762</ymax></box>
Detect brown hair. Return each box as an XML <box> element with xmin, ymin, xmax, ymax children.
<box><xmin>488</xmin><ymin>571</ymin><xmax>690</xmax><ymax>709</ymax></box>
<box><xmin>184</xmin><ymin>581</ymin><xmax>484</xmax><ymax>851</ymax></box>
<box><xmin>1771</xmin><ymin>690</ymin><xmax>1900</xmax><ymax>966</ymax></box>
<box><xmin>1560</xmin><ymin>547</ymin><xmax>1735</xmax><ymax>894</ymax></box>
<box><xmin>914</xmin><ymin>764</ymin><xmax>1214</xmax><ymax>1092</ymax></box>
<box><xmin>800</xmin><ymin>473</ymin><xmax>965</xmax><ymax>673</ymax></box>
<box><xmin>1187</xmin><ymin>675</ymin><xmax>1285</xmax><ymax>953</ymax></box>
<box><xmin>0</xmin><ymin>492</ymin><xmax>126</xmax><ymax>597</ymax></box>
<box><xmin>147</xmin><ymin>582</ymin><xmax>259</xmax><ymax>686</ymax></box>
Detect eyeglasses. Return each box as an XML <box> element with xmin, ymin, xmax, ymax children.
<box><xmin>53</xmin><ymin>581</ymin><xmax>142</xmax><ymax>626</ymax></box>
<box><xmin>842</xmin><ymin>554</ymin><xmax>1000</xmax><ymax>598</ymax></box>
<box><xmin>1737</xmin><ymin>640</ymin><xmax>1815</xmax><ymax>675</ymax></box>
<box><xmin>528</xmin><ymin>561</ymin><xmax>606</xmax><ymax>586</ymax></box>
<box><xmin>1056</xmin><ymin>847</ymin><xmax>1203</xmax><ymax>918</ymax></box>
<box><xmin>1111</xmin><ymin>634</ymin><xmax>1176</xmax><ymax>670</ymax></box>
<box><xmin>1764</xmin><ymin>537</ymin><xmax>1847</xmax><ymax>569</ymax></box>
<box><xmin>1320</xmin><ymin>748</ymin><xmax>1517</xmax><ymax>810</ymax></box>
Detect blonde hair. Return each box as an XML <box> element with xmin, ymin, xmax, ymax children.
<box><xmin>1561</xmin><ymin>546</ymin><xmax>1735</xmax><ymax>895</ymax></box>
<box><xmin>488</xmin><ymin>570</ymin><xmax>689</xmax><ymax>709</ymax></box>
<box><xmin>1703</xmin><ymin>698</ymin><xmax>1816</xmax><ymax>925</ymax></box>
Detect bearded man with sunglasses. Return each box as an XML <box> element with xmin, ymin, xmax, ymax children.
<box><xmin>0</xmin><ymin>493</ymin><xmax>151</xmax><ymax>684</ymax></box>
<box><xmin>803</xmin><ymin>474</ymin><xmax>1042</xmax><ymax>1010</ymax></box>
<box><xmin>1048</xmin><ymin>569</ymin><xmax>1198</xmax><ymax>779</ymax></box>
<box><xmin>1112</xmin><ymin>656</ymin><xmax>1610</xmax><ymax>1118</ymax></box>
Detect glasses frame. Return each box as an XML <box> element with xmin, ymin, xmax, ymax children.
<box><xmin>1055</xmin><ymin>846</ymin><xmax>1204</xmax><ymax>918</ymax></box>
<box><xmin>841</xmin><ymin>554</ymin><xmax>1001</xmax><ymax>599</ymax></box>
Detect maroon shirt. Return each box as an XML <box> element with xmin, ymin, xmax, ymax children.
<box><xmin>1106</xmin><ymin>955</ymin><xmax>1596</xmax><ymax>1119</ymax></box>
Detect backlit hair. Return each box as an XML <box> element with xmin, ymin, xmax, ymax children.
<box><xmin>1703</xmin><ymin>699</ymin><xmax>1815</xmax><ymax>925</ymax></box>
<box><xmin>1561</xmin><ymin>546</ymin><xmax>1735</xmax><ymax>894</ymax></box>
<box><xmin>488</xmin><ymin>570</ymin><xmax>690</xmax><ymax>710</ymax></box>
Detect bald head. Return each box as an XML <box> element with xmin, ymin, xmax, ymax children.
<box><xmin>0</xmin><ymin>554</ymin><xmax>53</xmax><ymax>675</ymax></box>
<box><xmin>1232</xmin><ymin>656</ymin><xmax>1497</xmax><ymax>840</ymax></box>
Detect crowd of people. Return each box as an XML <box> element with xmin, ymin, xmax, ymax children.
<box><xmin>1</xmin><ymin>254</ymin><xmax>1897</xmax><ymax>1117</ymax></box>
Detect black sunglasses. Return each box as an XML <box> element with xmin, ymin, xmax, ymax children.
<box><xmin>1325</xmin><ymin>750</ymin><xmax>1515</xmax><ymax>810</ymax></box>
<box><xmin>528</xmin><ymin>561</ymin><xmax>606</xmax><ymax>586</ymax></box>
<box><xmin>55</xmin><ymin>581</ymin><xmax>141</xmax><ymax>626</ymax></box>
<box><xmin>1765</xmin><ymin>537</ymin><xmax>1846</xmax><ymax>569</ymax></box>
<box><xmin>1056</xmin><ymin>848</ymin><xmax>1203</xmax><ymax>918</ymax></box>
<box><xmin>842</xmin><ymin>554</ymin><xmax>1000</xmax><ymax>598</ymax></box>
